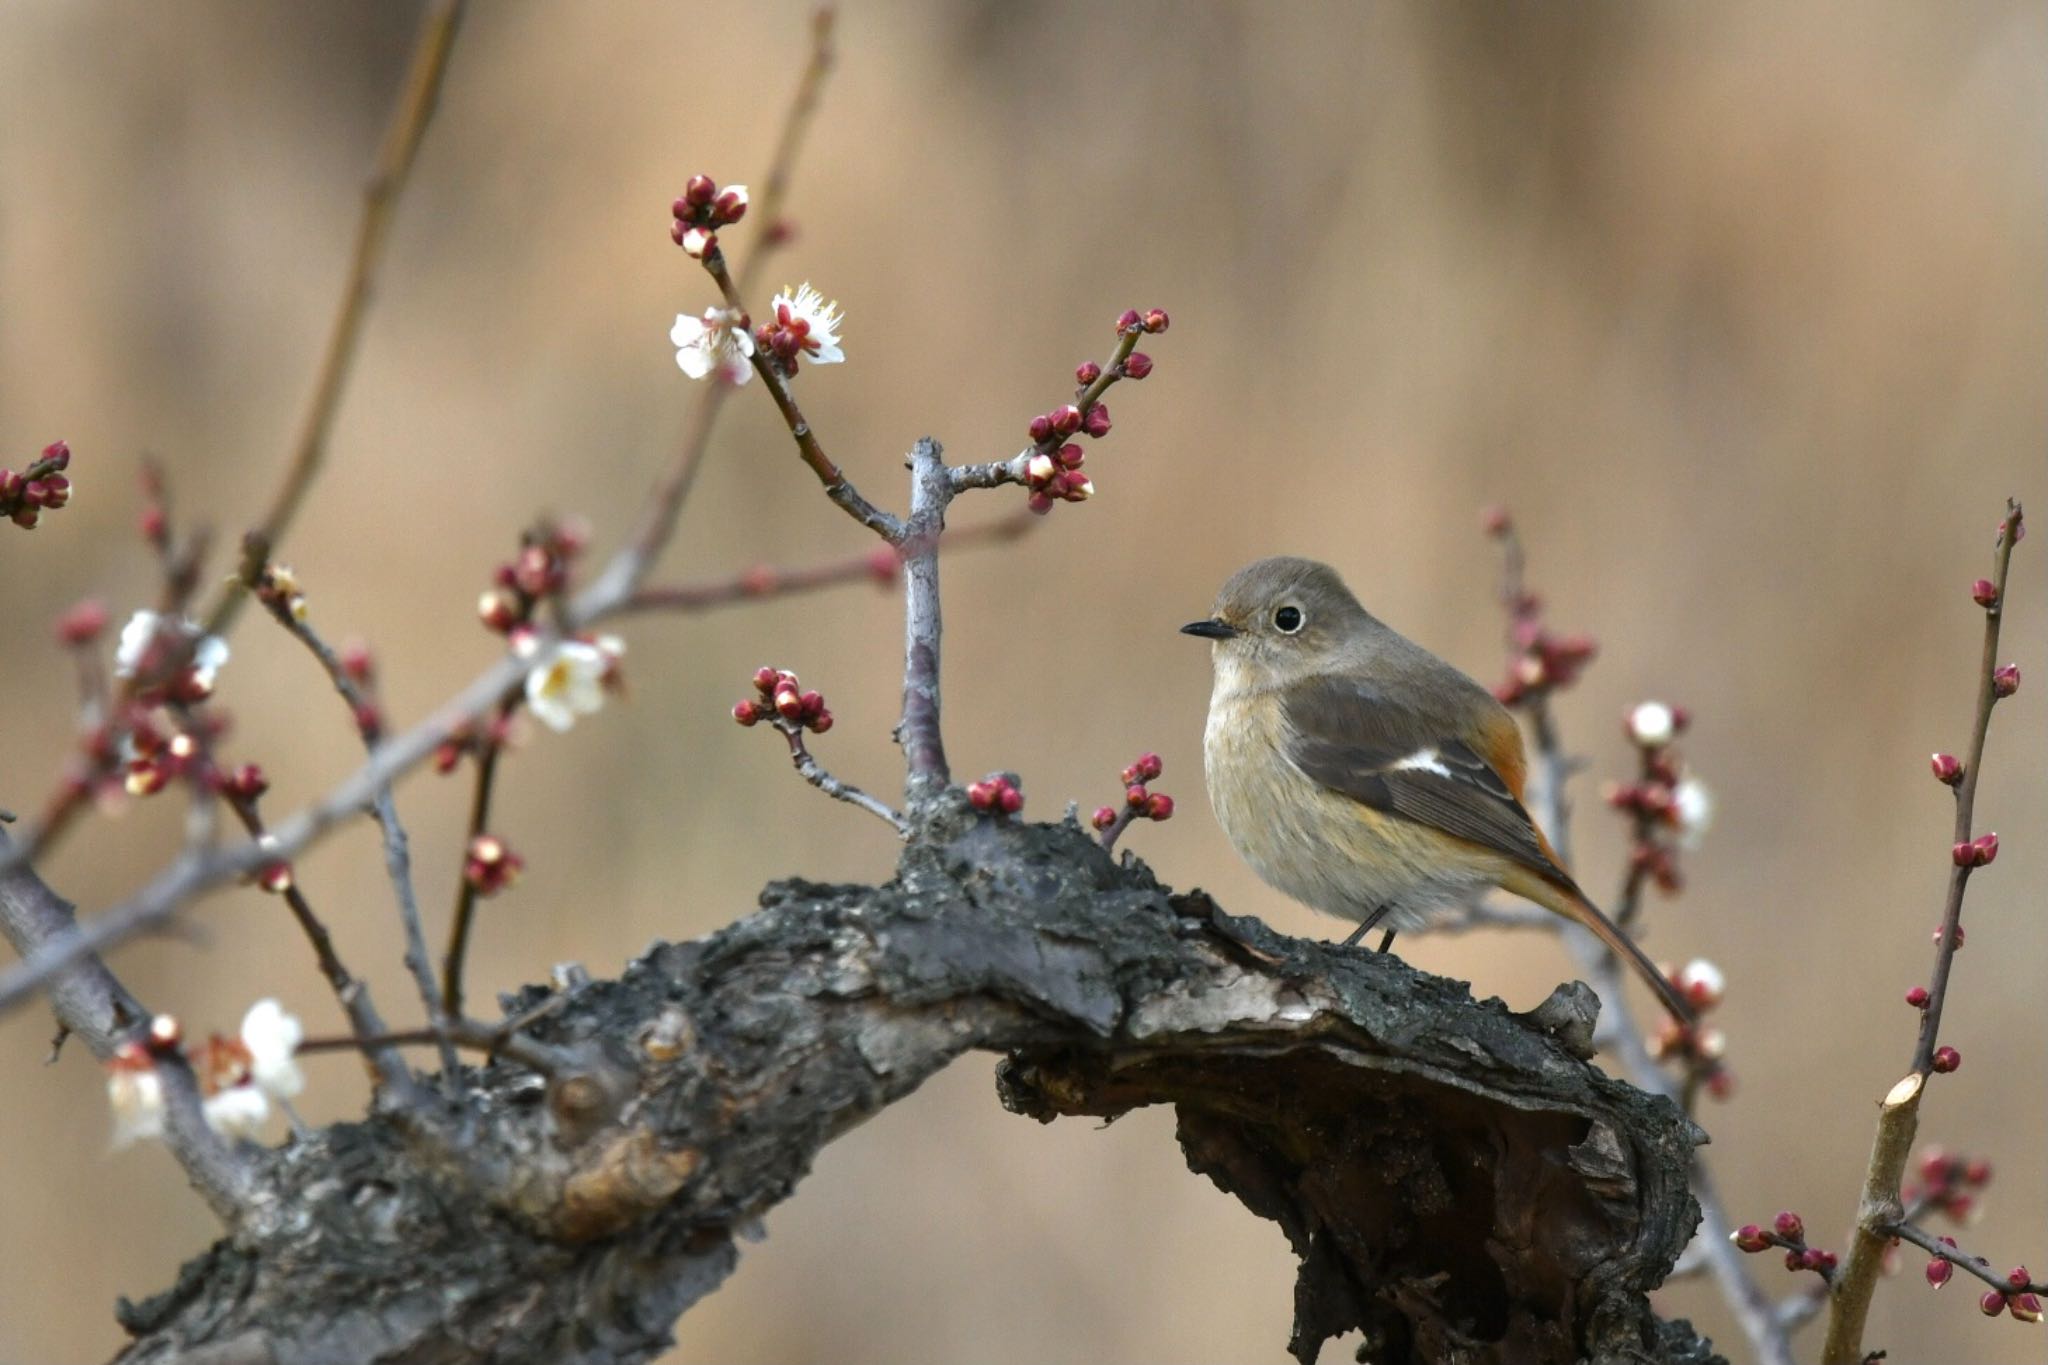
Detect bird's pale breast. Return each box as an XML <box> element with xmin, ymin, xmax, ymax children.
<box><xmin>1203</xmin><ymin>682</ymin><xmax>1498</xmax><ymax>929</ymax></box>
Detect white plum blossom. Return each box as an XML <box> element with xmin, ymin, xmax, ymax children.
<box><xmin>1676</xmin><ymin>958</ymin><xmax>1725</xmax><ymax>1007</ymax></box>
<box><xmin>107</xmin><ymin>1063</ymin><xmax>166</xmax><ymax>1150</ymax></box>
<box><xmin>1674</xmin><ymin>775</ymin><xmax>1714</xmax><ymax>849</ymax></box>
<box><xmin>241</xmin><ymin>999</ymin><xmax>305</xmax><ymax>1101</ymax></box>
<box><xmin>114</xmin><ymin>610</ymin><xmax>230</xmax><ymax>687</ymax></box>
<box><xmin>202</xmin><ymin>1085</ymin><xmax>271</xmax><ymax>1140</ymax></box>
<box><xmin>524</xmin><ymin>636</ymin><xmax>624</xmax><ymax>733</ymax></box>
<box><xmin>769</xmin><ymin>283</ymin><xmax>845</xmax><ymax>364</ymax></box>
<box><xmin>671</xmin><ymin>307</ymin><xmax>754</xmax><ymax>384</ymax></box>
<box><xmin>1626</xmin><ymin>701</ymin><xmax>1676</xmax><ymax>748</ymax></box>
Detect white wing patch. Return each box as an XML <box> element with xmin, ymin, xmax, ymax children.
<box><xmin>1390</xmin><ymin>749</ymin><xmax>1453</xmax><ymax>779</ymax></box>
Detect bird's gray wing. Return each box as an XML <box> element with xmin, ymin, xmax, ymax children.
<box><xmin>1279</xmin><ymin>673</ymin><xmax>1566</xmax><ymax>884</ymax></box>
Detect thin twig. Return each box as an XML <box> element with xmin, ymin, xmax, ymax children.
<box><xmin>777</xmin><ymin>724</ymin><xmax>906</xmax><ymax>835</ymax></box>
<box><xmin>1886</xmin><ymin>1221</ymin><xmax>2046</xmax><ymax>1298</ymax></box>
<box><xmin>1823</xmin><ymin>499</ymin><xmax>2024</xmax><ymax>1365</ymax></box>
<box><xmin>626</xmin><ymin>512</ymin><xmax>1032</xmax><ymax>614</ymax></box>
<box><xmin>441</xmin><ymin>733</ymin><xmax>504</xmax><ymax>1019</ymax></box>
<box><xmin>731</xmin><ymin>6</ymin><xmax>835</xmax><ymax>301</ymax></box>
<box><xmin>949</xmin><ymin>325</ymin><xmax>1145</xmax><ymax>493</ymax></box>
<box><xmin>202</xmin><ymin>0</ymin><xmax>468</xmax><ymax>638</ymax></box>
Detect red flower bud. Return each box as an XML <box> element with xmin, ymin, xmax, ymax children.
<box><xmin>1115</xmin><ymin>308</ymin><xmax>1142</xmax><ymax>334</ymax></box>
<box><xmin>1091</xmin><ymin>806</ymin><xmax>1118</xmax><ymax>831</ymax></box>
<box><xmin>1964</xmin><ymin>1159</ymin><xmax>1992</xmax><ymax>1186</ymax></box>
<box><xmin>1142</xmin><ymin>308</ymin><xmax>1169</xmax><ymax>333</ymax></box>
<box><xmin>1773</xmin><ymin>1211</ymin><xmax>1805</xmax><ymax>1241</ymax></box>
<box><xmin>1972</xmin><ymin>832</ymin><xmax>1999</xmax><ymax>865</ymax></box>
<box><xmin>1905</xmin><ymin>985</ymin><xmax>1930</xmax><ymax>1008</ymax></box>
<box><xmin>477</xmin><ymin>589</ymin><xmax>521</xmax><ymax>633</ymax></box>
<box><xmin>1122</xmin><ymin>351</ymin><xmax>1153</xmax><ymax>380</ymax></box>
<box><xmin>1026</xmin><ymin>491</ymin><xmax>1054</xmax><ymax>516</ymax></box>
<box><xmin>1952</xmin><ymin>841</ymin><xmax>1975</xmax><ymax>868</ymax></box>
<box><xmin>1027</xmin><ymin>414</ymin><xmax>1054</xmax><ymax>444</ymax></box>
<box><xmin>809</xmin><ymin>710</ymin><xmax>834</xmax><ymax>734</ymax></box>
<box><xmin>1981</xmin><ymin>1290</ymin><xmax>2008</xmax><ymax>1317</ymax></box>
<box><xmin>54</xmin><ymin>598</ymin><xmax>108</xmax><ymax>646</ymax></box>
<box><xmin>1733</xmin><ymin>1224</ymin><xmax>1770</xmax><ymax>1253</ymax></box>
<box><xmin>1075</xmin><ymin>361</ymin><xmax>1102</xmax><ymax>386</ymax></box>
<box><xmin>1082</xmin><ymin>403</ymin><xmax>1111</xmax><ymax>438</ymax></box>
<box><xmin>1134</xmin><ymin>752</ymin><xmax>1163</xmax><ymax>781</ymax></box>
<box><xmin>1972</xmin><ymin>578</ymin><xmax>2000</xmax><ymax>608</ymax></box>
<box><xmin>2011</xmin><ymin>1292</ymin><xmax>2044</xmax><ymax>1324</ymax></box>
<box><xmin>1930</xmin><ymin>752</ymin><xmax>1963</xmax><ymax>785</ymax></box>
<box><xmin>1126</xmin><ymin>784</ymin><xmax>1149</xmax><ymax>808</ymax></box>
<box><xmin>258</xmin><ymin>861</ymin><xmax>294</xmax><ymax>895</ymax></box>
<box><xmin>967</xmin><ymin>781</ymin><xmax>994</xmax><ymax>811</ymax></box>
<box><xmin>1145</xmin><ymin>793</ymin><xmax>1174</xmax><ymax>821</ymax></box>
<box><xmin>1050</xmin><ymin>404</ymin><xmax>1082</xmax><ymax>436</ymax></box>
<box><xmin>798</xmin><ymin>690</ymin><xmax>825</xmax><ymax>720</ymax></box>
<box><xmin>1932</xmin><ymin>1045</ymin><xmax>1961</xmax><ymax>1073</ymax></box>
<box><xmin>1992</xmin><ymin>664</ymin><xmax>2020</xmax><ymax>698</ymax></box>
<box><xmin>1926</xmin><ymin>1257</ymin><xmax>1953</xmax><ymax>1287</ymax></box>
<box><xmin>713</xmin><ymin>188</ymin><xmax>747</xmax><ymax>223</ymax></box>
<box><xmin>2008</xmin><ymin>1266</ymin><xmax>2031</xmax><ymax>1290</ymax></box>
<box><xmin>339</xmin><ymin>640</ymin><xmax>376</xmax><ymax>685</ymax></box>
<box><xmin>774</xmin><ymin>689</ymin><xmax>803</xmax><ymax>722</ymax></box>
<box><xmin>753</xmin><ymin>667</ymin><xmax>780</xmax><ymax>695</ymax></box>
<box><xmin>39</xmin><ymin>439</ymin><xmax>70</xmax><ymax>470</ymax></box>
<box><xmin>733</xmin><ymin>700</ymin><xmax>761</xmax><ymax>726</ymax></box>
<box><xmin>998</xmin><ymin>784</ymin><xmax>1023</xmax><ymax>815</ymax></box>
<box><xmin>683</xmin><ymin>174</ymin><xmax>716</xmax><ymax>207</ymax></box>
<box><xmin>1783</xmin><ymin>1250</ymin><xmax>1803</xmax><ymax>1272</ymax></box>
<box><xmin>866</xmin><ymin>546</ymin><xmax>900</xmax><ymax>584</ymax></box>
<box><xmin>1056</xmin><ymin>443</ymin><xmax>1086</xmax><ymax>470</ymax></box>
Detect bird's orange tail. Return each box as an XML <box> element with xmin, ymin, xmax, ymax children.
<box><xmin>1506</xmin><ymin>870</ymin><xmax>1697</xmax><ymax>1028</ymax></box>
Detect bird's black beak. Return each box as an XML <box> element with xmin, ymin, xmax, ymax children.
<box><xmin>1180</xmin><ymin>618</ymin><xmax>1240</xmax><ymax>640</ymax></box>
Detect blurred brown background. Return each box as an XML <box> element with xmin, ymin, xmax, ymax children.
<box><xmin>0</xmin><ymin>3</ymin><xmax>2041</xmax><ymax>1362</ymax></box>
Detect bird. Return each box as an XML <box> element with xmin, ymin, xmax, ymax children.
<box><xmin>1182</xmin><ymin>555</ymin><xmax>1695</xmax><ymax>1026</ymax></box>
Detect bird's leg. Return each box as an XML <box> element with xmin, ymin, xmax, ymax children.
<box><xmin>1342</xmin><ymin>905</ymin><xmax>1395</xmax><ymax>949</ymax></box>
<box><xmin>1376</xmin><ymin>929</ymin><xmax>1398</xmax><ymax>954</ymax></box>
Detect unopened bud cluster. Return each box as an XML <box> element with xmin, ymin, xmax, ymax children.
<box><xmin>478</xmin><ymin>522</ymin><xmax>588</xmax><ymax>636</ymax></box>
<box><xmin>0</xmin><ymin>440</ymin><xmax>73</xmax><ymax>529</ymax></box>
<box><xmin>1951</xmin><ymin>833</ymin><xmax>1999</xmax><ymax>869</ymax></box>
<box><xmin>1606</xmin><ymin>701</ymin><xmax>1712</xmax><ymax>898</ymax></box>
<box><xmin>1731</xmin><ymin>1210</ymin><xmax>1837</xmax><ymax>1280</ymax></box>
<box><xmin>967</xmin><ymin>773</ymin><xmax>1024</xmax><ymax>816</ymax></box>
<box><xmin>733</xmin><ymin>666</ymin><xmax>836</xmax><ymax>735</ymax></box>
<box><xmin>1488</xmin><ymin>528</ymin><xmax>1595</xmax><ymax>705</ymax></box>
<box><xmin>1648</xmin><ymin>958</ymin><xmax>1733</xmax><ymax>1100</ymax></box>
<box><xmin>463</xmin><ymin>833</ymin><xmax>525</xmax><ymax>897</ymax></box>
<box><xmin>1015</xmin><ymin>308</ymin><xmax>1169</xmax><ymax>515</ymax></box>
<box><xmin>1905</xmin><ymin>1146</ymin><xmax>1995</xmax><ymax>1229</ymax></box>
<box><xmin>671</xmin><ymin>174</ymin><xmax>749</xmax><ymax>259</ymax></box>
<box><xmin>1091</xmin><ymin>751</ymin><xmax>1174</xmax><ymax>832</ymax></box>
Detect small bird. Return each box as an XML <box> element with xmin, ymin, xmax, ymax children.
<box><xmin>1183</xmin><ymin>556</ymin><xmax>1694</xmax><ymax>1025</ymax></box>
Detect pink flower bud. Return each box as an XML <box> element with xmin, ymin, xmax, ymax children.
<box><xmin>1981</xmin><ymin>1290</ymin><xmax>2008</xmax><ymax>1317</ymax></box>
<box><xmin>1050</xmin><ymin>405</ymin><xmax>1082</xmax><ymax>436</ymax></box>
<box><xmin>1993</xmin><ymin>664</ymin><xmax>2020</xmax><ymax>698</ymax></box>
<box><xmin>1932</xmin><ymin>1045</ymin><xmax>1961</xmax><ymax>1073</ymax></box>
<box><xmin>55</xmin><ymin>598</ymin><xmax>108</xmax><ymax>646</ymax></box>
<box><xmin>1026</xmin><ymin>453</ymin><xmax>1057</xmax><ymax>487</ymax></box>
<box><xmin>753</xmin><ymin>667</ymin><xmax>780</xmax><ymax>695</ymax></box>
<box><xmin>1081</xmin><ymin>403</ymin><xmax>1111</xmax><ymax>438</ymax></box>
<box><xmin>1091</xmin><ymin>806</ymin><xmax>1117</xmax><ymax>830</ymax></box>
<box><xmin>477</xmin><ymin>589</ymin><xmax>520</xmax><ymax>633</ymax></box>
<box><xmin>1146</xmin><ymin>793</ymin><xmax>1174</xmax><ymax>820</ymax></box>
<box><xmin>1134</xmin><ymin>752</ymin><xmax>1163</xmax><ymax>781</ymax></box>
<box><xmin>1953</xmin><ymin>842</ymin><xmax>1975</xmax><ymax>867</ymax></box>
<box><xmin>713</xmin><ymin>186</ymin><xmax>748</xmax><ymax>223</ymax></box>
<box><xmin>998</xmin><ymin>784</ymin><xmax>1023</xmax><ymax>815</ymax></box>
<box><xmin>1972</xmin><ymin>832</ymin><xmax>1999</xmax><ymax>865</ymax></box>
<box><xmin>809</xmin><ymin>710</ymin><xmax>834</xmax><ymax>734</ymax></box>
<box><xmin>1933</xmin><ymin>924</ymin><xmax>1966</xmax><ymax>948</ymax></box>
<box><xmin>866</xmin><ymin>546</ymin><xmax>900</xmax><ymax>584</ymax></box>
<box><xmin>1056</xmin><ymin>443</ymin><xmax>1086</xmax><ymax>469</ymax></box>
<box><xmin>463</xmin><ymin>833</ymin><xmax>525</xmax><ymax>896</ymax></box>
<box><xmin>2011</xmin><ymin>1292</ymin><xmax>2044</xmax><ymax>1324</ymax></box>
<box><xmin>967</xmin><ymin>781</ymin><xmax>994</xmax><ymax>811</ymax></box>
<box><xmin>1026</xmin><ymin>491</ymin><xmax>1055</xmax><ymax>516</ymax></box>
<box><xmin>1142</xmin><ymin>308</ymin><xmax>1170</xmax><ymax>333</ymax></box>
<box><xmin>1972</xmin><ymin>578</ymin><xmax>2000</xmax><ymax>608</ymax></box>
<box><xmin>683</xmin><ymin>174</ymin><xmax>717</xmax><ymax>207</ymax></box>
<box><xmin>1964</xmin><ymin>1159</ymin><xmax>1993</xmax><ymax>1186</ymax></box>
<box><xmin>733</xmin><ymin>700</ymin><xmax>761</xmax><ymax>726</ymax></box>
<box><xmin>2008</xmin><ymin>1266</ymin><xmax>2031</xmax><ymax>1290</ymax></box>
<box><xmin>1027</xmin><ymin>414</ymin><xmax>1054</xmax><ymax>444</ymax></box>
<box><xmin>258</xmin><ymin>861</ymin><xmax>294</xmax><ymax>894</ymax></box>
<box><xmin>0</xmin><ymin>469</ymin><xmax>21</xmax><ymax>500</ymax></box>
<box><xmin>39</xmin><ymin>439</ymin><xmax>70</xmax><ymax>470</ymax></box>
<box><xmin>1126</xmin><ymin>784</ymin><xmax>1149</xmax><ymax>808</ymax></box>
<box><xmin>1115</xmin><ymin>308</ymin><xmax>1142</xmax><ymax>334</ymax></box>
<box><xmin>13</xmin><ymin>505</ymin><xmax>39</xmax><ymax>529</ymax></box>
<box><xmin>1060</xmin><ymin>474</ymin><xmax>1094</xmax><ymax>502</ymax></box>
<box><xmin>1998</xmin><ymin>514</ymin><xmax>2026</xmax><ymax>544</ymax></box>
<box><xmin>1075</xmin><ymin>361</ymin><xmax>1102</xmax><ymax>385</ymax></box>
<box><xmin>1773</xmin><ymin>1211</ymin><xmax>1804</xmax><ymax>1242</ymax></box>
<box><xmin>1782</xmin><ymin>1250</ymin><xmax>1803</xmax><ymax>1271</ymax></box>
<box><xmin>1906</xmin><ymin>985</ymin><xmax>1930</xmax><ymax>1008</ymax></box>
<box><xmin>798</xmin><ymin>690</ymin><xmax>825</xmax><ymax>720</ymax></box>
<box><xmin>1122</xmin><ymin>351</ymin><xmax>1153</xmax><ymax>380</ymax></box>
<box><xmin>774</xmin><ymin>688</ymin><xmax>803</xmax><ymax>722</ymax></box>
<box><xmin>339</xmin><ymin>640</ymin><xmax>376</xmax><ymax>685</ymax></box>
<box><xmin>1927</xmin><ymin>1257</ymin><xmax>1954</xmax><ymax>1287</ymax></box>
<box><xmin>680</xmin><ymin>225</ymin><xmax>716</xmax><ymax>258</ymax></box>
<box><xmin>1733</xmin><ymin>1224</ymin><xmax>1770</xmax><ymax>1253</ymax></box>
<box><xmin>1931</xmin><ymin>752</ymin><xmax>1963</xmax><ymax>785</ymax></box>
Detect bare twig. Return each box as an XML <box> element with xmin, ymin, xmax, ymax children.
<box><xmin>626</xmin><ymin>512</ymin><xmax>1031</xmax><ymax>614</ymax></box>
<box><xmin>202</xmin><ymin>0</ymin><xmax>468</xmax><ymax>638</ymax></box>
<box><xmin>441</xmin><ymin>733</ymin><xmax>504</xmax><ymax>1019</ymax></box>
<box><xmin>1886</xmin><ymin>1220</ymin><xmax>2045</xmax><ymax>1298</ymax></box>
<box><xmin>777</xmin><ymin>724</ymin><xmax>905</xmax><ymax>834</ymax></box>
<box><xmin>1822</xmin><ymin>499</ymin><xmax>2024</xmax><ymax>1365</ymax></box>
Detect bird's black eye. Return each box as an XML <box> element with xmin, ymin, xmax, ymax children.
<box><xmin>1273</xmin><ymin>605</ymin><xmax>1304</xmax><ymax>634</ymax></box>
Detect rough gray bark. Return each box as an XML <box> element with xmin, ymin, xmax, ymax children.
<box><xmin>112</xmin><ymin>806</ymin><xmax>1719</xmax><ymax>1365</ymax></box>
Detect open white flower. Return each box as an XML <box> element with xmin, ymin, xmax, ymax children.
<box><xmin>671</xmin><ymin>307</ymin><xmax>754</xmax><ymax>383</ymax></box>
<box><xmin>241</xmin><ymin>999</ymin><xmax>305</xmax><ymax>1101</ymax></box>
<box><xmin>114</xmin><ymin>609</ymin><xmax>230</xmax><ymax>687</ymax></box>
<box><xmin>107</xmin><ymin>1065</ymin><xmax>166</xmax><ymax>1150</ymax></box>
<box><xmin>525</xmin><ymin>640</ymin><xmax>613</xmax><ymax>732</ymax></box>
<box><xmin>769</xmin><ymin>283</ymin><xmax>844</xmax><ymax>364</ymax></box>
<box><xmin>1674</xmin><ymin>775</ymin><xmax>1714</xmax><ymax>849</ymax></box>
<box><xmin>202</xmin><ymin>1085</ymin><xmax>271</xmax><ymax>1140</ymax></box>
